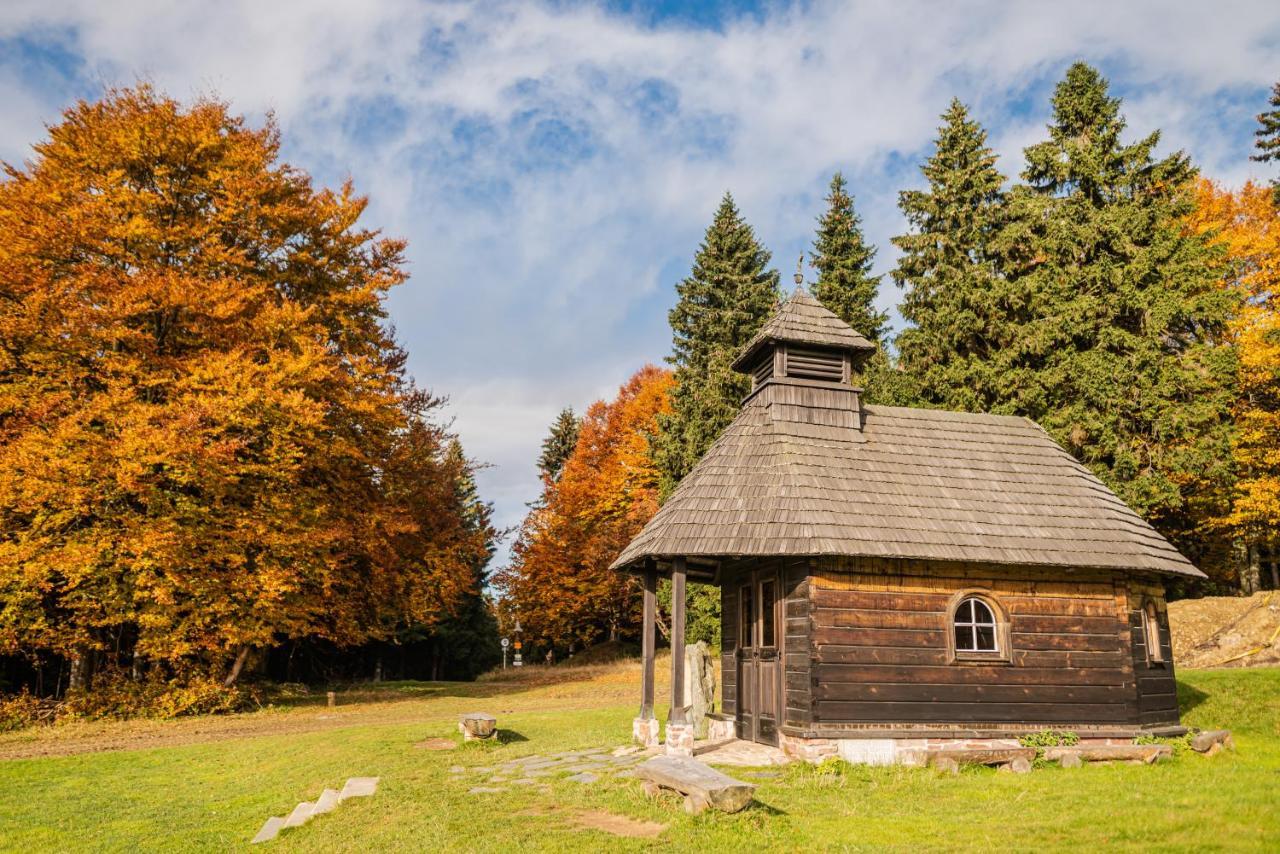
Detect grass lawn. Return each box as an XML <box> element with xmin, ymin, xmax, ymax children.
<box><xmin>1</xmin><ymin>662</ymin><xmax>1277</xmax><ymax>852</ymax></box>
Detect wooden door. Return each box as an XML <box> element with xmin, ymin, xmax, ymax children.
<box><xmin>736</xmin><ymin>567</ymin><xmax>782</xmax><ymax>745</ymax></box>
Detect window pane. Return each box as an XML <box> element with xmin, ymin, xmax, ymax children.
<box><xmin>740</xmin><ymin>586</ymin><xmax>754</xmax><ymax>648</ymax></box>
<box><xmin>761</xmin><ymin>581</ymin><xmax>776</xmax><ymax>647</ymax></box>
<box><xmin>971</xmin><ymin>599</ymin><xmax>995</xmax><ymax>625</ymax></box>
<box><xmin>975</xmin><ymin>624</ymin><xmax>996</xmax><ymax>651</ymax></box>
<box><xmin>956</xmin><ymin>599</ymin><xmax>973</xmax><ymax>623</ymax></box>
<box><xmin>955</xmin><ymin>624</ymin><xmax>973</xmax><ymax>651</ymax></box>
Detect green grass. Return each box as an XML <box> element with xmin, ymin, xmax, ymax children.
<box><xmin>1</xmin><ymin>666</ymin><xmax>1278</xmax><ymax>852</ymax></box>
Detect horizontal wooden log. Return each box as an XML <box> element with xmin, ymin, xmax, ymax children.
<box><xmin>813</xmin><ymin>627</ymin><xmax>943</xmax><ymax>647</ymax></box>
<box><xmin>817</xmin><ymin>682</ymin><xmax>1130</xmax><ymax>705</ymax></box>
<box><xmin>811</xmin><ymin>587</ymin><xmax>1119</xmax><ymax>618</ymax></box>
<box><xmin>817</xmin><ymin>646</ymin><xmax>951</xmax><ymax>666</ymax></box>
<box><xmin>1190</xmin><ymin>730</ymin><xmax>1233</xmax><ymax>753</ymax></box>
<box><xmin>1010</xmin><ymin>632</ymin><xmax>1121</xmax><ymax>652</ymax></box>
<box><xmin>816</xmin><ymin>700</ymin><xmax>1135</xmax><ymax>724</ymax></box>
<box><xmin>1044</xmin><ymin>744</ymin><xmax>1172</xmax><ymax>764</ymax></box>
<box><xmin>914</xmin><ymin>747</ymin><xmax>1037</xmax><ymax>767</ymax></box>
<box><xmin>637</xmin><ymin>756</ymin><xmax>755</xmax><ymax>813</ymax></box>
<box><xmin>1138</xmin><ymin>692</ymin><xmax>1178</xmax><ymax>712</ymax></box>
<box><xmin>813</xmin><ymin>664</ymin><xmax>1132</xmax><ymax>687</ymax></box>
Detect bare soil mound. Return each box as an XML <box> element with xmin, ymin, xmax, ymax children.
<box><xmin>1170</xmin><ymin>592</ymin><xmax>1280</xmax><ymax>668</ymax></box>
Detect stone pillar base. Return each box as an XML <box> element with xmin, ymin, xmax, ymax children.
<box><xmin>665</xmin><ymin>721</ymin><xmax>696</xmax><ymax>756</ymax></box>
<box><xmin>707</xmin><ymin>716</ymin><xmax>736</xmax><ymax>742</ymax></box>
<box><xmin>633</xmin><ymin>716</ymin><xmax>660</xmax><ymax>748</ymax></box>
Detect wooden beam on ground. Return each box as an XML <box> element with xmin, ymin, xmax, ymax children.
<box><xmin>1044</xmin><ymin>744</ymin><xmax>1172</xmax><ymax>764</ymax></box>
<box><xmin>637</xmin><ymin>755</ymin><xmax>755</xmax><ymax>814</ymax></box>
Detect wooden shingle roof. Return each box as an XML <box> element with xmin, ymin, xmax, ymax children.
<box><xmin>612</xmin><ymin>378</ymin><xmax>1202</xmax><ymax>578</ymax></box>
<box><xmin>732</xmin><ymin>288</ymin><xmax>875</xmax><ymax>371</ymax></box>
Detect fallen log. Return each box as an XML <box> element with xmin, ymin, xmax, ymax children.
<box><xmin>636</xmin><ymin>755</ymin><xmax>755</xmax><ymax>814</ymax></box>
<box><xmin>909</xmin><ymin>748</ymin><xmax>1037</xmax><ymax>768</ymax></box>
<box><xmin>1189</xmin><ymin>730</ymin><xmax>1233</xmax><ymax>753</ymax></box>
<box><xmin>1044</xmin><ymin>744</ymin><xmax>1171</xmax><ymax>764</ymax></box>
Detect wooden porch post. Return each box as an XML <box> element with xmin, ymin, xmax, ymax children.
<box><xmin>639</xmin><ymin>560</ymin><xmax>657</xmax><ymax>719</ymax></box>
<box><xmin>669</xmin><ymin>556</ymin><xmax>687</xmax><ymax>724</ymax></box>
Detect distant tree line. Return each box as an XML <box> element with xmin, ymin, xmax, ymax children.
<box><xmin>501</xmin><ymin>62</ymin><xmax>1280</xmax><ymax>654</ymax></box>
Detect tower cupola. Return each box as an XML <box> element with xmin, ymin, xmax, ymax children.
<box><xmin>732</xmin><ymin>287</ymin><xmax>875</xmax><ymax>391</ymax></box>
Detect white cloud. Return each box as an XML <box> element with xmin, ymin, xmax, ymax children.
<box><xmin>3</xmin><ymin>0</ymin><xmax>1278</xmax><ymax>565</ymax></box>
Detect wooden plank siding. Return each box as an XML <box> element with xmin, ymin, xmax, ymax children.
<box><xmin>802</xmin><ymin>557</ymin><xmax>1157</xmax><ymax>729</ymax></box>
<box><xmin>1127</xmin><ymin>577</ymin><xmax>1179</xmax><ymax>727</ymax></box>
<box><xmin>783</xmin><ymin>559</ymin><xmax>812</xmax><ymax>729</ymax></box>
<box><xmin>720</xmin><ymin>579</ymin><xmax>737</xmax><ymax>717</ymax></box>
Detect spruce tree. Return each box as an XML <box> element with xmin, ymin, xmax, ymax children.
<box><xmin>537</xmin><ymin>408</ymin><xmax>580</xmax><ymax>483</ymax></box>
<box><xmin>1009</xmin><ymin>62</ymin><xmax>1236</xmax><ymax>531</ymax></box>
<box><xmin>421</xmin><ymin>440</ymin><xmax>501</xmax><ymax>680</ymax></box>
<box><xmin>1252</xmin><ymin>80</ymin><xmax>1280</xmax><ymax>204</ymax></box>
<box><xmin>653</xmin><ymin>192</ymin><xmax>779</xmax><ymax>498</ymax></box>
<box><xmin>811</xmin><ymin>172</ymin><xmax>886</xmax><ymax>343</ymax></box>
<box><xmin>892</xmin><ymin>99</ymin><xmax>1010</xmax><ymax>413</ymax></box>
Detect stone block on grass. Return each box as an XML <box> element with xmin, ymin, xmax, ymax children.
<box><xmin>339</xmin><ymin>777</ymin><xmax>379</xmax><ymax>801</ymax></box>
<box><xmin>251</xmin><ymin>817</ymin><xmax>286</xmax><ymax>844</ymax></box>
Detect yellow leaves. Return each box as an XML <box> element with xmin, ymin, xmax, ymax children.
<box><xmin>496</xmin><ymin>366</ymin><xmax>672</xmax><ymax>647</ymax></box>
<box><xmin>1190</xmin><ymin>179</ymin><xmax>1280</xmax><ymax>535</ymax></box>
<box><xmin>0</xmin><ymin>84</ymin><xmax>462</xmax><ymax>666</ymax></box>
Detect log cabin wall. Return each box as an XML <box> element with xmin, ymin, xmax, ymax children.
<box><xmin>1127</xmin><ymin>576</ymin><xmax>1179</xmax><ymax>727</ymax></box>
<box><xmin>802</xmin><ymin>556</ymin><xmax>1163</xmax><ymax>732</ymax></box>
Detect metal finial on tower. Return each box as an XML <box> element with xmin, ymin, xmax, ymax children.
<box><xmin>794</xmin><ymin>255</ymin><xmax>804</xmax><ymax>289</ymax></box>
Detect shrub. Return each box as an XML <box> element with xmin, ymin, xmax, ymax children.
<box><xmin>0</xmin><ymin>691</ymin><xmax>46</xmax><ymax>732</ymax></box>
<box><xmin>1019</xmin><ymin>729</ymin><xmax>1080</xmax><ymax>748</ymax></box>
<box><xmin>62</xmin><ymin>670</ymin><xmax>263</xmax><ymax>721</ymax></box>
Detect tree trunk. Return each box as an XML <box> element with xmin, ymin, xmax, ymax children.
<box><xmin>131</xmin><ymin>648</ymin><xmax>144</xmax><ymax>681</ymax></box>
<box><xmin>68</xmin><ymin>648</ymin><xmax>94</xmax><ymax>695</ymax></box>
<box><xmin>373</xmin><ymin>656</ymin><xmax>384</xmax><ymax>683</ymax></box>
<box><xmin>224</xmin><ymin>646</ymin><xmax>251</xmax><ymax>687</ymax></box>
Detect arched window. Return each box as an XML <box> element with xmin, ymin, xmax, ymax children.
<box><xmin>953</xmin><ymin>597</ymin><xmax>999</xmax><ymax>653</ymax></box>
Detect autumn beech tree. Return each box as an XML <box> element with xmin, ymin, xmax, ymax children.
<box><xmin>0</xmin><ymin>86</ymin><xmax>481</xmax><ymax>697</ymax></box>
<box><xmin>1187</xmin><ymin>180</ymin><xmax>1280</xmax><ymax>584</ymax></box>
<box><xmin>496</xmin><ymin>366</ymin><xmax>673</xmax><ymax>650</ymax></box>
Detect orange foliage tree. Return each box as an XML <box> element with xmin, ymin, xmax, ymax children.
<box><xmin>495</xmin><ymin>366</ymin><xmax>673</xmax><ymax>650</ymax></box>
<box><xmin>1188</xmin><ymin>179</ymin><xmax>1280</xmax><ymax>566</ymax></box>
<box><xmin>0</xmin><ymin>86</ymin><xmax>486</xmax><ymax>692</ymax></box>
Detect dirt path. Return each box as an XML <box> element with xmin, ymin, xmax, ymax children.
<box><xmin>0</xmin><ymin>659</ymin><xmax>668</xmax><ymax>762</ymax></box>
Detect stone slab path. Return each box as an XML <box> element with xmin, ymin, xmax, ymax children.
<box><xmin>693</xmin><ymin>739</ymin><xmax>790</xmax><ymax>767</ymax></box>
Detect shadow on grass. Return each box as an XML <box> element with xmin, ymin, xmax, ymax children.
<box><xmin>1177</xmin><ymin>678</ymin><xmax>1211</xmax><ymax>716</ymax></box>
<box><xmin>496</xmin><ymin>729</ymin><xmax>529</xmax><ymax>744</ymax></box>
<box><xmin>748</xmin><ymin>800</ymin><xmax>788</xmax><ymax>816</ymax></box>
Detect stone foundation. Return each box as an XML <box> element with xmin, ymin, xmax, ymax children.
<box><xmin>664</xmin><ymin>721</ymin><xmax>696</xmax><ymax>756</ymax></box>
<box><xmin>781</xmin><ymin>733</ymin><xmax>1146</xmax><ymax>765</ymax></box>
<box><xmin>632</xmin><ymin>716</ymin><xmax>660</xmax><ymax>748</ymax></box>
<box><xmin>706</xmin><ymin>715</ymin><xmax>736</xmax><ymax>742</ymax></box>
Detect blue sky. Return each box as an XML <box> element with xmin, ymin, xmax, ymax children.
<box><xmin>2</xmin><ymin>0</ymin><xmax>1278</xmax><ymax>566</ymax></box>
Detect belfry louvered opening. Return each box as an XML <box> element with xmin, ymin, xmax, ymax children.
<box><xmin>784</xmin><ymin>345</ymin><xmax>845</xmax><ymax>382</ymax></box>
<box><xmin>750</xmin><ymin>354</ymin><xmax>773</xmax><ymax>388</ymax></box>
